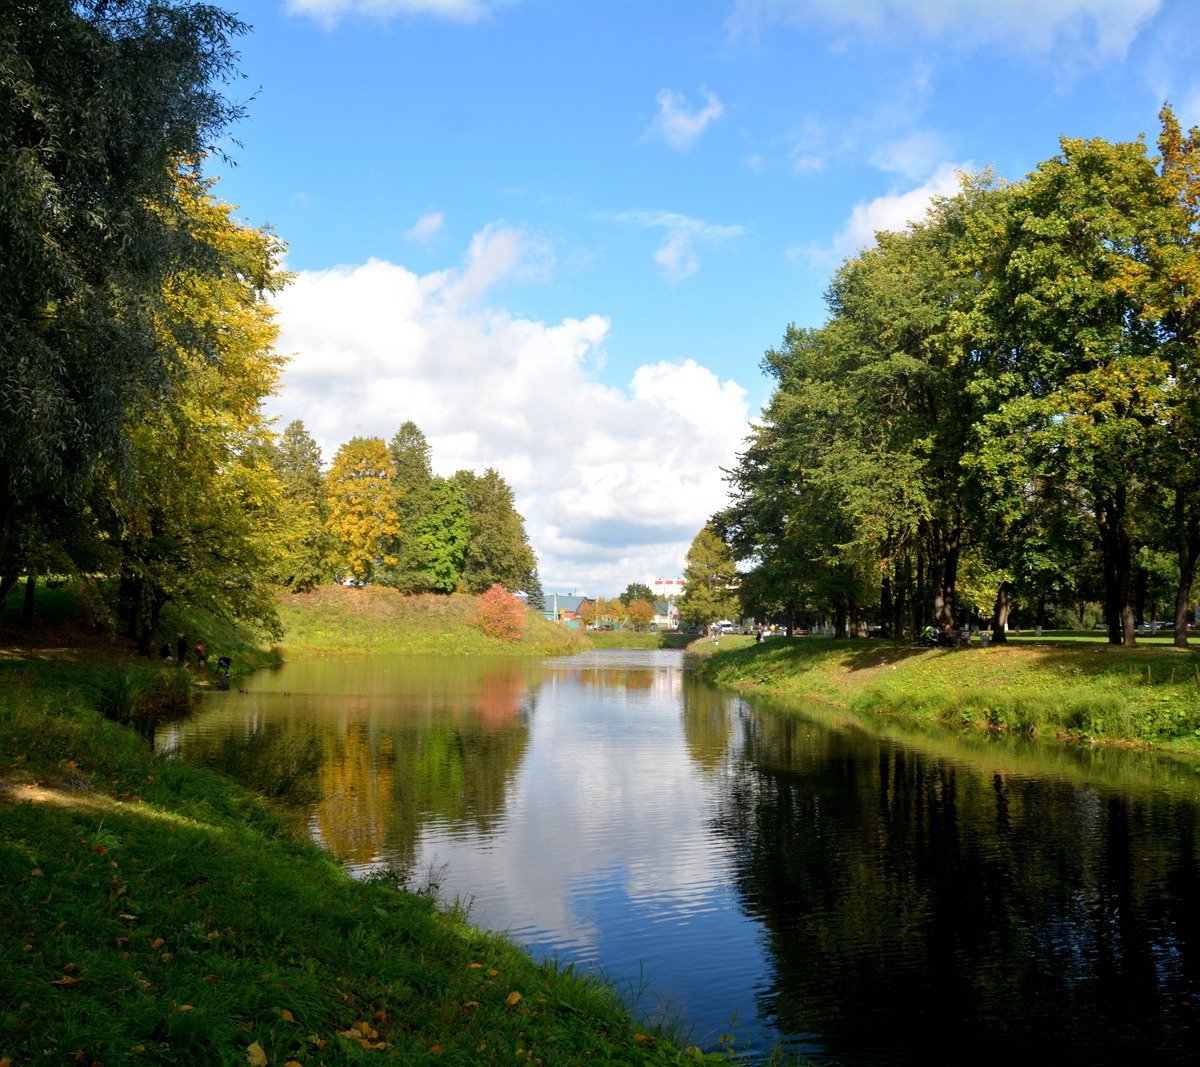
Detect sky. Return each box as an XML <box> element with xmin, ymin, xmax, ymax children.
<box><xmin>207</xmin><ymin>0</ymin><xmax>1200</xmax><ymax>597</ymax></box>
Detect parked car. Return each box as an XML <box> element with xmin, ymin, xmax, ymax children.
<box><xmin>715</xmin><ymin>620</ymin><xmax>738</xmax><ymax>634</ymax></box>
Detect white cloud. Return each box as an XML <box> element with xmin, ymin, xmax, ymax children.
<box><xmin>406</xmin><ymin>211</ymin><xmax>444</xmax><ymax>243</ymax></box>
<box><xmin>648</xmin><ymin>89</ymin><xmax>726</xmax><ymax>151</ymax></box>
<box><xmin>269</xmin><ymin>227</ymin><xmax>749</xmax><ymax>594</ymax></box>
<box><xmin>792</xmin><ymin>161</ymin><xmax>968</xmax><ymax>268</ymax></box>
<box><xmin>286</xmin><ymin>0</ymin><xmax>491</xmax><ymax>28</ymax></box>
<box><xmin>870</xmin><ymin>132</ymin><xmax>948</xmax><ymax>180</ymax></box>
<box><xmin>729</xmin><ymin>0</ymin><xmax>1160</xmax><ymax>60</ymax></box>
<box><xmin>616</xmin><ymin>211</ymin><xmax>746</xmax><ymax>283</ymax></box>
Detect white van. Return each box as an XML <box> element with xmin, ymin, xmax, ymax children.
<box><xmin>715</xmin><ymin>620</ymin><xmax>737</xmax><ymax>634</ymax></box>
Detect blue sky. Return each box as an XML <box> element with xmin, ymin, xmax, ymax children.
<box><xmin>209</xmin><ymin>0</ymin><xmax>1200</xmax><ymax>596</ymax></box>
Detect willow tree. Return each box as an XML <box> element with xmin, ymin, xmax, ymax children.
<box><xmin>0</xmin><ymin>0</ymin><xmax>248</xmax><ymax>611</ymax></box>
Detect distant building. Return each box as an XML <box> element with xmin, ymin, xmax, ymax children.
<box><xmin>653</xmin><ymin>599</ymin><xmax>679</xmax><ymax>631</ymax></box>
<box><xmin>529</xmin><ymin>592</ymin><xmax>593</xmax><ymax>629</ymax></box>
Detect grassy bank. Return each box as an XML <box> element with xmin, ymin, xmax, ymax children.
<box><xmin>693</xmin><ymin>635</ymin><xmax>1200</xmax><ymax>754</ymax></box>
<box><xmin>0</xmin><ymin>654</ymin><xmax>730</xmax><ymax>1065</ymax></box>
<box><xmin>275</xmin><ymin>586</ymin><xmax>583</xmax><ymax>658</ymax></box>
<box><xmin>0</xmin><ymin>589</ymin><xmax>738</xmax><ymax>1064</ymax></box>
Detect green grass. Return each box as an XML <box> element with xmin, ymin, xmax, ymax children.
<box><xmin>275</xmin><ymin>586</ymin><xmax>584</xmax><ymax>658</ymax></box>
<box><xmin>694</xmin><ymin>635</ymin><xmax>1200</xmax><ymax>754</ymax></box>
<box><xmin>0</xmin><ymin>656</ymin><xmax>744</xmax><ymax>1065</ymax></box>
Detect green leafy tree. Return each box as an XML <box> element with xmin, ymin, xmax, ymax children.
<box><xmin>0</xmin><ymin>0</ymin><xmax>248</xmax><ymax>611</ymax></box>
<box><xmin>326</xmin><ymin>438</ymin><xmax>399</xmax><ymax>585</ymax></box>
<box><xmin>1151</xmin><ymin>105</ymin><xmax>1200</xmax><ymax>646</ymax></box>
<box><xmin>971</xmin><ymin>135</ymin><xmax>1176</xmax><ymax>646</ymax></box>
<box><xmin>414</xmin><ymin>477</ymin><xmax>469</xmax><ymax>594</ymax></box>
<box><xmin>269</xmin><ymin>420</ymin><xmax>333</xmax><ymax>592</ymax></box>
<box><xmin>454</xmin><ymin>468</ymin><xmax>537</xmax><ymax>594</ymax></box>
<box><xmin>619</xmin><ymin>582</ymin><xmax>655</xmax><ymax>606</ymax></box>
<box><xmin>384</xmin><ymin>420</ymin><xmax>436</xmax><ymax>591</ymax></box>
<box><xmin>678</xmin><ymin>522</ymin><xmax>739</xmax><ymax>627</ymax></box>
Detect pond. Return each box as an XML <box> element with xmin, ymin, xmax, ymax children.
<box><xmin>156</xmin><ymin>649</ymin><xmax>1200</xmax><ymax>1064</ymax></box>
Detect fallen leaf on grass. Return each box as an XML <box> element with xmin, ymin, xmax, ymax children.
<box><xmin>246</xmin><ymin>1041</ymin><xmax>268</xmax><ymax>1066</ymax></box>
<box><xmin>505</xmin><ymin>991</ymin><xmax>522</xmax><ymax>1008</ymax></box>
<box><xmin>279</xmin><ymin>1009</ymin><xmax>294</xmax><ymax>1022</ymax></box>
<box><xmin>468</xmin><ymin>962</ymin><xmax>483</xmax><ymax>969</ymax></box>
<box><xmin>30</xmin><ymin>868</ymin><xmax>43</xmax><ymax>878</ymax></box>
<box><xmin>51</xmin><ymin>976</ymin><xmax>81</xmax><ymax>986</ymax></box>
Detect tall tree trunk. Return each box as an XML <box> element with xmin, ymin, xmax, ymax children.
<box><xmin>927</xmin><ymin>520</ymin><xmax>961</xmax><ymax>634</ymax></box>
<box><xmin>894</xmin><ymin>554</ymin><xmax>910</xmax><ymax>639</ymax></box>
<box><xmin>880</xmin><ymin>573</ymin><xmax>894</xmax><ymax>639</ymax></box>
<box><xmin>991</xmin><ymin>581</ymin><xmax>1012</xmax><ymax>644</ymax></box>
<box><xmin>1134</xmin><ymin>565</ymin><xmax>1148</xmax><ymax>631</ymax></box>
<box><xmin>21</xmin><ymin>567</ymin><xmax>36</xmax><ymax>625</ymax></box>
<box><xmin>1173</xmin><ymin>487</ymin><xmax>1199</xmax><ymax>649</ymax></box>
<box><xmin>1097</xmin><ymin>489</ymin><xmax>1135</xmax><ymax>647</ymax></box>
<box><xmin>914</xmin><ymin>541</ymin><xmax>927</xmax><ymax>637</ymax></box>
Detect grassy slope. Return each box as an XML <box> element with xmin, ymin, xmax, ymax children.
<box><xmin>0</xmin><ymin>589</ymin><xmax>730</xmax><ymax>1066</ymax></box>
<box><xmin>693</xmin><ymin>634</ymin><xmax>1200</xmax><ymax>753</ymax></box>
<box><xmin>275</xmin><ymin>586</ymin><xmax>583</xmax><ymax>658</ymax></box>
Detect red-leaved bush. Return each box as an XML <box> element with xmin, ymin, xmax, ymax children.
<box><xmin>475</xmin><ymin>583</ymin><xmax>527</xmax><ymax>642</ymax></box>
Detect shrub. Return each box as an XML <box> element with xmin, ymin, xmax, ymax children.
<box><xmin>474</xmin><ymin>583</ymin><xmax>527</xmax><ymax>642</ymax></box>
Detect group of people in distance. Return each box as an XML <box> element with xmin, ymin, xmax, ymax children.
<box><xmin>159</xmin><ymin>634</ymin><xmax>230</xmax><ymax>688</ymax></box>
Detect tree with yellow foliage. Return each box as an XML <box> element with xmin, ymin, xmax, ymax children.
<box><xmin>108</xmin><ymin>167</ymin><xmax>289</xmax><ymax>652</ymax></box>
<box><xmin>325</xmin><ymin>437</ymin><xmax>400</xmax><ymax>585</ymax></box>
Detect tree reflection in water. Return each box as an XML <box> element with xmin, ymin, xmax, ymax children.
<box><xmin>687</xmin><ymin>686</ymin><xmax>1200</xmax><ymax>1065</ymax></box>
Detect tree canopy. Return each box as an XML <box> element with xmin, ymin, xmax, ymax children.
<box><xmin>727</xmin><ymin>107</ymin><xmax>1200</xmax><ymax>647</ymax></box>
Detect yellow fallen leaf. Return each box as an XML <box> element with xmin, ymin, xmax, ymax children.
<box><xmin>284</xmin><ymin>1062</ymin><xmax>303</xmax><ymax>1067</ymax></box>
<box><xmin>30</xmin><ymin>868</ymin><xmax>43</xmax><ymax>878</ymax></box>
<box><xmin>178</xmin><ymin>1004</ymin><xmax>194</xmax><ymax>1012</ymax></box>
<box><xmin>118</xmin><ymin>913</ymin><xmax>138</xmax><ymax>921</ymax></box>
<box><xmin>246</xmin><ymin>1041</ymin><xmax>268</xmax><ymax>1066</ymax></box>
<box><xmin>506</xmin><ymin>991</ymin><xmax>522</xmax><ymax>1008</ymax></box>
<box><xmin>150</xmin><ymin>937</ymin><xmax>165</xmax><ymax>949</ymax></box>
<box><xmin>51</xmin><ymin>975</ymin><xmax>80</xmax><ymax>986</ymax></box>
<box><xmin>429</xmin><ymin>1045</ymin><xmax>443</xmax><ymax>1054</ymax></box>
<box><xmin>279</xmin><ymin>1009</ymin><xmax>294</xmax><ymax>1022</ymax></box>
<box><xmin>488</xmin><ymin>968</ymin><xmax>498</xmax><ymax>977</ymax></box>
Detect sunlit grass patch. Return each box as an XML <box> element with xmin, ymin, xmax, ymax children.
<box><xmin>699</xmin><ymin>637</ymin><xmax>1200</xmax><ymax>754</ymax></box>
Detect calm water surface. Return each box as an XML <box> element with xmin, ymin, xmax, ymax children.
<box><xmin>157</xmin><ymin>650</ymin><xmax>1200</xmax><ymax>1064</ymax></box>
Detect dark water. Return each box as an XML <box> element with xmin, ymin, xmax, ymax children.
<box><xmin>157</xmin><ymin>650</ymin><xmax>1200</xmax><ymax>1063</ymax></box>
